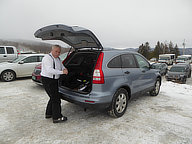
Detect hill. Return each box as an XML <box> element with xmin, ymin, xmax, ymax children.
<box><xmin>0</xmin><ymin>39</ymin><xmax>70</xmax><ymax>54</ymax></box>
<box><xmin>125</xmin><ymin>48</ymin><xmax>192</xmax><ymax>55</ymax></box>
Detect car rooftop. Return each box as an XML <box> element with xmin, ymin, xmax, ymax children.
<box><xmin>19</xmin><ymin>53</ymin><xmax>45</xmax><ymax>56</ymax></box>
<box><xmin>172</xmin><ymin>64</ymin><xmax>186</xmax><ymax>67</ymax></box>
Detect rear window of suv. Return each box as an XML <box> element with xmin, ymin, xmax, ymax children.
<box><xmin>108</xmin><ymin>53</ymin><xmax>137</xmax><ymax>68</ymax></box>
<box><xmin>108</xmin><ymin>55</ymin><xmax>121</xmax><ymax>68</ymax></box>
<box><xmin>121</xmin><ymin>54</ymin><xmax>137</xmax><ymax>68</ymax></box>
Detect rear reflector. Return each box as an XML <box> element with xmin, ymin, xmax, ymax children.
<box><xmin>85</xmin><ymin>100</ymin><xmax>95</xmax><ymax>103</ymax></box>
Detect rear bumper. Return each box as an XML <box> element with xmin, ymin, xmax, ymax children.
<box><xmin>59</xmin><ymin>87</ymin><xmax>112</xmax><ymax>109</ymax></box>
<box><xmin>166</xmin><ymin>77</ymin><xmax>184</xmax><ymax>82</ymax></box>
<box><xmin>32</xmin><ymin>74</ymin><xmax>42</xmax><ymax>85</ymax></box>
<box><xmin>60</xmin><ymin>94</ymin><xmax>110</xmax><ymax>109</ymax></box>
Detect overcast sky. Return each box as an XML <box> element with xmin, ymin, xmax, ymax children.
<box><xmin>0</xmin><ymin>0</ymin><xmax>192</xmax><ymax>48</ymax></box>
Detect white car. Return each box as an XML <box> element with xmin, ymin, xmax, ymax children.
<box><xmin>0</xmin><ymin>54</ymin><xmax>45</xmax><ymax>82</ymax></box>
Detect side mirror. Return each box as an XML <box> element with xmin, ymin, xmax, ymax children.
<box><xmin>18</xmin><ymin>61</ymin><xmax>24</xmax><ymax>64</ymax></box>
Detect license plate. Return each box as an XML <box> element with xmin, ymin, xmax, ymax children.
<box><xmin>32</xmin><ymin>76</ymin><xmax>36</xmax><ymax>80</ymax></box>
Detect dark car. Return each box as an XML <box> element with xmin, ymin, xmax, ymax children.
<box><xmin>165</xmin><ymin>63</ymin><xmax>191</xmax><ymax>83</ymax></box>
<box><xmin>34</xmin><ymin>24</ymin><xmax>161</xmax><ymax>117</ymax></box>
<box><xmin>151</xmin><ymin>63</ymin><xmax>168</xmax><ymax>75</ymax></box>
<box><xmin>177</xmin><ymin>63</ymin><xmax>191</xmax><ymax>78</ymax></box>
<box><xmin>32</xmin><ymin>52</ymin><xmax>68</xmax><ymax>85</ymax></box>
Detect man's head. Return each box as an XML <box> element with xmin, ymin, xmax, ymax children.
<box><xmin>51</xmin><ymin>45</ymin><xmax>61</xmax><ymax>58</ymax></box>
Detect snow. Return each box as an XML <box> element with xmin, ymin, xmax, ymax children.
<box><xmin>0</xmin><ymin>78</ymin><xmax>192</xmax><ymax>144</ymax></box>
<box><xmin>161</xmin><ymin>81</ymin><xmax>192</xmax><ymax>100</ymax></box>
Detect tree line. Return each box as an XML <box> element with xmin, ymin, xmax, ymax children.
<box><xmin>137</xmin><ymin>41</ymin><xmax>180</xmax><ymax>60</ymax></box>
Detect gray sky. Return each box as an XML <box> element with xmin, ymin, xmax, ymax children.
<box><xmin>0</xmin><ymin>0</ymin><xmax>192</xmax><ymax>48</ymax></box>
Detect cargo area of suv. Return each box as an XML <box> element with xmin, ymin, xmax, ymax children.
<box><xmin>59</xmin><ymin>50</ymin><xmax>101</xmax><ymax>94</ymax></box>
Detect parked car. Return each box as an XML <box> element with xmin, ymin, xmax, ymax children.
<box><xmin>150</xmin><ymin>58</ymin><xmax>157</xmax><ymax>63</ymax></box>
<box><xmin>177</xmin><ymin>63</ymin><xmax>191</xmax><ymax>77</ymax></box>
<box><xmin>35</xmin><ymin>24</ymin><xmax>161</xmax><ymax>117</ymax></box>
<box><xmin>0</xmin><ymin>54</ymin><xmax>45</xmax><ymax>82</ymax></box>
<box><xmin>176</xmin><ymin>56</ymin><xmax>190</xmax><ymax>64</ymax></box>
<box><xmin>165</xmin><ymin>63</ymin><xmax>191</xmax><ymax>84</ymax></box>
<box><xmin>151</xmin><ymin>63</ymin><xmax>168</xmax><ymax>75</ymax></box>
<box><xmin>32</xmin><ymin>52</ymin><xmax>68</xmax><ymax>85</ymax></box>
<box><xmin>0</xmin><ymin>46</ymin><xmax>18</xmax><ymax>63</ymax></box>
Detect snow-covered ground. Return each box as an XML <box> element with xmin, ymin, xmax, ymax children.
<box><xmin>0</xmin><ymin>77</ymin><xmax>192</xmax><ymax>144</ymax></box>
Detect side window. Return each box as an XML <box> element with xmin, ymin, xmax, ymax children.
<box><xmin>108</xmin><ymin>55</ymin><xmax>121</xmax><ymax>68</ymax></box>
<box><xmin>38</xmin><ymin>56</ymin><xmax>44</xmax><ymax>62</ymax></box>
<box><xmin>0</xmin><ymin>47</ymin><xmax>5</xmax><ymax>54</ymax></box>
<box><xmin>134</xmin><ymin>54</ymin><xmax>149</xmax><ymax>69</ymax></box>
<box><xmin>121</xmin><ymin>54</ymin><xmax>137</xmax><ymax>68</ymax></box>
<box><xmin>6</xmin><ymin>47</ymin><xmax>14</xmax><ymax>54</ymax></box>
<box><xmin>23</xmin><ymin>56</ymin><xmax>38</xmax><ymax>63</ymax></box>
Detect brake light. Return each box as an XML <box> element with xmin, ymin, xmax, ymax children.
<box><xmin>93</xmin><ymin>52</ymin><xmax>104</xmax><ymax>84</ymax></box>
<box><xmin>17</xmin><ymin>49</ymin><xmax>21</xmax><ymax>55</ymax></box>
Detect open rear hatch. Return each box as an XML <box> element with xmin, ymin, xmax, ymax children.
<box><xmin>34</xmin><ymin>24</ymin><xmax>103</xmax><ymax>93</ymax></box>
<box><xmin>34</xmin><ymin>24</ymin><xmax>103</xmax><ymax>50</ymax></box>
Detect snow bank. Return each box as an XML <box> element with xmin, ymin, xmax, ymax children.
<box><xmin>161</xmin><ymin>81</ymin><xmax>192</xmax><ymax>100</ymax></box>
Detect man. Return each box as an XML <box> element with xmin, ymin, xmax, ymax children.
<box><xmin>41</xmin><ymin>45</ymin><xmax>68</xmax><ymax>123</ymax></box>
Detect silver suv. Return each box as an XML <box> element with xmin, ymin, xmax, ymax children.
<box><xmin>35</xmin><ymin>24</ymin><xmax>161</xmax><ymax>117</ymax></box>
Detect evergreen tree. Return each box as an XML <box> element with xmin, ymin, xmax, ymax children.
<box><xmin>138</xmin><ymin>43</ymin><xmax>144</xmax><ymax>55</ymax></box>
<box><xmin>174</xmin><ymin>44</ymin><xmax>180</xmax><ymax>57</ymax></box>
<box><xmin>164</xmin><ymin>43</ymin><xmax>169</xmax><ymax>54</ymax></box>
<box><xmin>153</xmin><ymin>41</ymin><xmax>161</xmax><ymax>59</ymax></box>
<box><xmin>138</xmin><ymin>42</ymin><xmax>151</xmax><ymax>59</ymax></box>
<box><xmin>160</xmin><ymin>43</ymin><xmax>164</xmax><ymax>54</ymax></box>
<box><xmin>169</xmin><ymin>41</ymin><xmax>174</xmax><ymax>54</ymax></box>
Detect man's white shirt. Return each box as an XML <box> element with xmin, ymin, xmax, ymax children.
<box><xmin>41</xmin><ymin>53</ymin><xmax>65</xmax><ymax>79</ymax></box>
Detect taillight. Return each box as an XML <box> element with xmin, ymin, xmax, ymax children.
<box><xmin>17</xmin><ymin>49</ymin><xmax>21</xmax><ymax>55</ymax></box>
<box><xmin>93</xmin><ymin>52</ymin><xmax>104</xmax><ymax>84</ymax></box>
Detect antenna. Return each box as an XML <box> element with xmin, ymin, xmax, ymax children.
<box><xmin>182</xmin><ymin>39</ymin><xmax>185</xmax><ymax>55</ymax></box>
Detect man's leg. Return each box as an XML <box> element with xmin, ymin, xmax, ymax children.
<box><xmin>50</xmin><ymin>80</ymin><xmax>63</xmax><ymax>119</ymax></box>
<box><xmin>42</xmin><ymin>77</ymin><xmax>53</xmax><ymax>117</ymax></box>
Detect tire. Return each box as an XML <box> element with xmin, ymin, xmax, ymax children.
<box><xmin>150</xmin><ymin>78</ymin><xmax>161</xmax><ymax>96</ymax></box>
<box><xmin>188</xmin><ymin>72</ymin><xmax>191</xmax><ymax>78</ymax></box>
<box><xmin>108</xmin><ymin>88</ymin><xmax>128</xmax><ymax>118</ymax></box>
<box><xmin>182</xmin><ymin>77</ymin><xmax>186</xmax><ymax>84</ymax></box>
<box><xmin>1</xmin><ymin>70</ymin><xmax>16</xmax><ymax>82</ymax></box>
<box><xmin>164</xmin><ymin>69</ymin><xmax>167</xmax><ymax>75</ymax></box>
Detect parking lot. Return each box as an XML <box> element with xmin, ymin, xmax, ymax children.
<box><xmin>0</xmin><ymin>76</ymin><xmax>192</xmax><ymax>144</ymax></box>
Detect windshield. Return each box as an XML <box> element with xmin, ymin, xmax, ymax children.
<box><xmin>59</xmin><ymin>52</ymin><xmax>68</xmax><ymax>61</ymax></box>
<box><xmin>151</xmin><ymin>64</ymin><xmax>160</xmax><ymax>69</ymax></box>
<box><xmin>170</xmin><ymin>67</ymin><xmax>185</xmax><ymax>72</ymax></box>
<box><xmin>177</xmin><ymin>57</ymin><xmax>187</xmax><ymax>61</ymax></box>
<box><xmin>159</xmin><ymin>57</ymin><xmax>169</xmax><ymax>60</ymax></box>
<box><xmin>11</xmin><ymin>55</ymin><xmax>26</xmax><ymax>63</ymax></box>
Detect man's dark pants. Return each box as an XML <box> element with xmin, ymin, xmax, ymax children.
<box><xmin>42</xmin><ymin>76</ymin><xmax>62</xmax><ymax>119</ymax></box>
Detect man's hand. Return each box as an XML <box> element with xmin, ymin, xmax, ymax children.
<box><xmin>63</xmin><ymin>68</ymin><xmax>68</xmax><ymax>75</ymax></box>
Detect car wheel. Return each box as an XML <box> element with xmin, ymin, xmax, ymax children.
<box><xmin>188</xmin><ymin>72</ymin><xmax>191</xmax><ymax>78</ymax></box>
<box><xmin>1</xmin><ymin>70</ymin><xmax>16</xmax><ymax>82</ymax></box>
<box><xmin>150</xmin><ymin>78</ymin><xmax>161</xmax><ymax>96</ymax></box>
<box><xmin>182</xmin><ymin>77</ymin><xmax>186</xmax><ymax>84</ymax></box>
<box><xmin>108</xmin><ymin>88</ymin><xmax>128</xmax><ymax>118</ymax></box>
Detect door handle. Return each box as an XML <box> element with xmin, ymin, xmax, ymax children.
<box><xmin>142</xmin><ymin>70</ymin><xmax>146</xmax><ymax>73</ymax></box>
<box><xmin>124</xmin><ymin>71</ymin><xmax>130</xmax><ymax>74</ymax></box>
<box><xmin>3</xmin><ymin>55</ymin><xmax>7</xmax><ymax>57</ymax></box>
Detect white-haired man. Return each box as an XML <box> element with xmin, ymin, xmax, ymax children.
<box><xmin>41</xmin><ymin>45</ymin><xmax>68</xmax><ymax>123</ymax></box>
